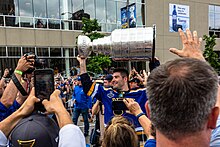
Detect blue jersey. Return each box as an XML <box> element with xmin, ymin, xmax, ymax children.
<box><xmin>81</xmin><ymin>73</ymin><xmax>148</xmax><ymax>130</ymax></box>
<box><xmin>72</xmin><ymin>85</ymin><xmax>92</xmax><ymax>109</ymax></box>
<box><xmin>0</xmin><ymin>100</ymin><xmax>20</xmax><ymax>121</ymax></box>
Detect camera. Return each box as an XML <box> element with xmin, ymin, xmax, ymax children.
<box><xmin>112</xmin><ymin>98</ymin><xmax>128</xmax><ymax>111</ymax></box>
<box><xmin>24</xmin><ymin>52</ymin><xmax>45</xmax><ymax>73</ymax></box>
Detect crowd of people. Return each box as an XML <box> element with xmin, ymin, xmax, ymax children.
<box><xmin>0</xmin><ymin>28</ymin><xmax>219</xmax><ymax>147</ymax></box>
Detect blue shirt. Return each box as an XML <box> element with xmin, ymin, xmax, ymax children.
<box><xmin>210</xmin><ymin>115</ymin><xmax>220</xmax><ymax>146</ymax></box>
<box><xmin>0</xmin><ymin>100</ymin><xmax>20</xmax><ymax>121</ymax></box>
<box><xmin>86</xmin><ymin>83</ymin><xmax>148</xmax><ymax>129</ymax></box>
<box><xmin>144</xmin><ymin>139</ymin><xmax>156</xmax><ymax>147</ymax></box>
<box><xmin>72</xmin><ymin>85</ymin><xmax>92</xmax><ymax>109</ymax></box>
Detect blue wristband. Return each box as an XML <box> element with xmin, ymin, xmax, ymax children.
<box><xmin>136</xmin><ymin>112</ymin><xmax>145</xmax><ymax>120</ymax></box>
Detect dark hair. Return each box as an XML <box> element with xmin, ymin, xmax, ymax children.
<box><xmin>147</xmin><ymin>58</ymin><xmax>218</xmax><ymax>140</ymax></box>
<box><xmin>113</xmin><ymin>68</ymin><xmax>129</xmax><ymax>78</ymax></box>
<box><xmin>102</xmin><ymin>116</ymin><xmax>138</xmax><ymax>147</ymax></box>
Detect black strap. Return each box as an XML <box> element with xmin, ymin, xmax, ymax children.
<box><xmin>11</xmin><ymin>73</ymin><xmax>28</xmax><ymax>96</ymax></box>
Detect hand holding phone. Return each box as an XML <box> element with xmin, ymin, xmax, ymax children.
<box><xmin>34</xmin><ymin>69</ymin><xmax>54</xmax><ymax>112</ymax></box>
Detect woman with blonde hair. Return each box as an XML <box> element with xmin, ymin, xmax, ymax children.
<box><xmin>102</xmin><ymin>116</ymin><xmax>139</xmax><ymax>147</ymax></box>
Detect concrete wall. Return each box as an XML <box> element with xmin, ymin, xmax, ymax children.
<box><xmin>0</xmin><ymin>27</ymin><xmax>82</xmax><ymax>48</ymax></box>
<box><xmin>146</xmin><ymin>0</ymin><xmax>220</xmax><ymax>63</ymax></box>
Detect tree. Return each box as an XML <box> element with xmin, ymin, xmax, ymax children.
<box><xmin>203</xmin><ymin>34</ymin><xmax>220</xmax><ymax>73</ymax></box>
<box><xmin>81</xmin><ymin>17</ymin><xmax>112</xmax><ymax>74</ymax></box>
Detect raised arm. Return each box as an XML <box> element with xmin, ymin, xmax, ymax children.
<box><xmin>0</xmin><ymin>55</ymin><xmax>34</xmax><ymax>108</ymax></box>
<box><xmin>169</xmin><ymin>28</ymin><xmax>205</xmax><ymax>61</ymax></box>
<box><xmin>123</xmin><ymin>98</ymin><xmax>151</xmax><ymax>137</ymax></box>
<box><xmin>42</xmin><ymin>90</ymin><xmax>86</xmax><ymax>147</ymax></box>
<box><xmin>0</xmin><ymin>88</ymin><xmax>39</xmax><ymax>138</ymax></box>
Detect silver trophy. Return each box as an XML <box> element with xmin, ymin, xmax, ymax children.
<box><xmin>77</xmin><ymin>27</ymin><xmax>155</xmax><ymax>60</ymax></box>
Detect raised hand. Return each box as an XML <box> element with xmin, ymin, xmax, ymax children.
<box><xmin>169</xmin><ymin>28</ymin><xmax>205</xmax><ymax>61</ymax></box>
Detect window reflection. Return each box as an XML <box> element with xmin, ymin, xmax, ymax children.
<box><xmin>50</xmin><ymin>48</ymin><xmax>62</xmax><ymax>57</ymax></box>
<box><xmin>8</xmin><ymin>47</ymin><xmax>21</xmax><ymax>56</ymax></box>
<box><xmin>0</xmin><ymin>47</ymin><xmax>6</xmax><ymax>56</ymax></box>
<box><xmin>36</xmin><ymin>48</ymin><xmax>49</xmax><ymax>57</ymax></box>
<box><xmin>96</xmin><ymin>0</ymin><xmax>106</xmax><ymax>23</ymax></box>
<box><xmin>47</xmin><ymin>0</ymin><xmax>60</xmax><ymax>19</ymax></box>
<box><xmin>72</xmin><ymin>0</ymin><xmax>83</xmax><ymax>13</ymax></box>
<box><xmin>107</xmin><ymin>0</ymin><xmax>117</xmax><ymax>23</ymax></box>
<box><xmin>84</xmin><ymin>0</ymin><xmax>95</xmax><ymax>19</ymax></box>
<box><xmin>19</xmin><ymin>0</ymin><xmax>33</xmax><ymax>17</ymax></box>
<box><xmin>33</xmin><ymin>0</ymin><xmax>47</xmax><ymax>17</ymax></box>
<box><xmin>22</xmin><ymin>47</ymin><xmax>35</xmax><ymax>55</ymax></box>
<box><xmin>209</xmin><ymin>5</ymin><xmax>220</xmax><ymax>38</ymax></box>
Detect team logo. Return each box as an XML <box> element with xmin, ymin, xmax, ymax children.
<box><xmin>107</xmin><ymin>91</ymin><xmax>114</xmax><ymax>98</ymax></box>
<box><xmin>17</xmin><ymin>139</ymin><xmax>35</xmax><ymax>147</ymax></box>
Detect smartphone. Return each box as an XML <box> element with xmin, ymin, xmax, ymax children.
<box><xmin>112</xmin><ymin>98</ymin><xmax>128</xmax><ymax>111</ymax></box>
<box><xmin>34</xmin><ymin>69</ymin><xmax>54</xmax><ymax>112</ymax></box>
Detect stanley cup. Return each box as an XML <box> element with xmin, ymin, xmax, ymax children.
<box><xmin>77</xmin><ymin>27</ymin><xmax>155</xmax><ymax>60</ymax></box>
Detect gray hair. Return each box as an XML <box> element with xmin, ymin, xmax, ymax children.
<box><xmin>147</xmin><ymin>58</ymin><xmax>218</xmax><ymax>140</ymax></box>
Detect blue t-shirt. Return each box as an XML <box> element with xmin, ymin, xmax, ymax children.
<box><xmin>210</xmin><ymin>115</ymin><xmax>220</xmax><ymax>146</ymax></box>
<box><xmin>88</xmin><ymin>84</ymin><xmax>148</xmax><ymax>129</ymax></box>
<box><xmin>72</xmin><ymin>85</ymin><xmax>92</xmax><ymax>109</ymax></box>
<box><xmin>144</xmin><ymin>139</ymin><xmax>156</xmax><ymax>147</ymax></box>
<box><xmin>0</xmin><ymin>100</ymin><xmax>20</xmax><ymax>121</ymax></box>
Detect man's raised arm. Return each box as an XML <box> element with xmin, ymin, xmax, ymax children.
<box><xmin>169</xmin><ymin>28</ymin><xmax>205</xmax><ymax>61</ymax></box>
<box><xmin>0</xmin><ymin>55</ymin><xmax>34</xmax><ymax>108</ymax></box>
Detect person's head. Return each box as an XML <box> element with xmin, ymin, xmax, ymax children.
<box><xmin>76</xmin><ymin>76</ymin><xmax>82</xmax><ymax>86</ymax></box>
<box><xmin>10</xmin><ymin>113</ymin><xmax>59</xmax><ymax>147</ymax></box>
<box><xmin>129</xmin><ymin>78</ymin><xmax>140</xmax><ymax>89</ymax></box>
<box><xmin>112</xmin><ymin>68</ymin><xmax>129</xmax><ymax>91</ymax></box>
<box><xmin>147</xmin><ymin>58</ymin><xmax>219</xmax><ymax>140</ymax></box>
<box><xmin>104</xmin><ymin>74</ymin><xmax>113</xmax><ymax>88</ymax></box>
<box><xmin>102</xmin><ymin>116</ymin><xmax>138</xmax><ymax>147</ymax></box>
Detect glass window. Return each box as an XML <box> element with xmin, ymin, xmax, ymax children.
<box><xmin>33</xmin><ymin>0</ymin><xmax>47</xmax><ymax>18</ymax></box>
<box><xmin>107</xmin><ymin>0</ymin><xmax>117</xmax><ymax>23</ymax></box>
<box><xmin>136</xmin><ymin>3</ymin><xmax>143</xmax><ymax>26</ymax></box>
<box><xmin>116</xmin><ymin>1</ymin><xmax>127</xmax><ymax>26</ymax></box>
<box><xmin>0</xmin><ymin>47</ymin><xmax>6</xmax><ymax>56</ymax></box>
<box><xmin>215</xmin><ymin>14</ymin><xmax>220</xmax><ymax>30</ymax></box>
<box><xmin>36</xmin><ymin>48</ymin><xmax>49</xmax><ymax>57</ymax></box>
<box><xmin>84</xmin><ymin>0</ymin><xmax>95</xmax><ymax>19</ymax></box>
<box><xmin>96</xmin><ymin>0</ymin><xmax>106</xmax><ymax>23</ymax></box>
<box><xmin>60</xmin><ymin>0</ymin><xmax>73</xmax><ymax>20</ymax></box>
<box><xmin>8</xmin><ymin>47</ymin><xmax>21</xmax><ymax>56</ymax></box>
<box><xmin>48</xmin><ymin>19</ymin><xmax>61</xmax><ymax>29</ymax></box>
<box><xmin>19</xmin><ymin>0</ymin><xmax>33</xmax><ymax>17</ymax></box>
<box><xmin>35</xmin><ymin>18</ymin><xmax>47</xmax><ymax>28</ymax></box>
<box><xmin>50</xmin><ymin>48</ymin><xmax>62</xmax><ymax>57</ymax></box>
<box><xmin>209</xmin><ymin>13</ymin><xmax>214</xmax><ymax>29</ymax></box>
<box><xmin>72</xmin><ymin>0</ymin><xmax>83</xmax><ymax>13</ymax></box>
<box><xmin>22</xmin><ymin>47</ymin><xmax>35</xmax><ymax>55</ymax></box>
<box><xmin>20</xmin><ymin>17</ymin><xmax>33</xmax><ymax>28</ymax></box>
<box><xmin>47</xmin><ymin>0</ymin><xmax>60</xmax><ymax>19</ymax></box>
<box><xmin>63</xmin><ymin>48</ymin><xmax>74</xmax><ymax>57</ymax></box>
<box><xmin>209</xmin><ymin>5</ymin><xmax>220</xmax><ymax>37</ymax></box>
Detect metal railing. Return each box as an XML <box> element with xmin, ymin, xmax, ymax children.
<box><xmin>0</xmin><ymin>15</ymin><xmax>120</xmax><ymax>32</ymax></box>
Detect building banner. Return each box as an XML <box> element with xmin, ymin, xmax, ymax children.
<box><xmin>169</xmin><ymin>3</ymin><xmax>189</xmax><ymax>32</ymax></box>
<box><xmin>121</xmin><ymin>3</ymin><xmax>136</xmax><ymax>29</ymax></box>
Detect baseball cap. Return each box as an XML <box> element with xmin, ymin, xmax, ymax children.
<box><xmin>104</xmin><ymin>74</ymin><xmax>113</xmax><ymax>82</ymax></box>
<box><xmin>129</xmin><ymin>78</ymin><xmax>140</xmax><ymax>84</ymax></box>
<box><xmin>9</xmin><ymin>113</ymin><xmax>59</xmax><ymax>147</ymax></box>
<box><xmin>77</xmin><ymin>76</ymin><xmax>81</xmax><ymax>81</ymax></box>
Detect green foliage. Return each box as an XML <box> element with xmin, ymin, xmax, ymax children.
<box><xmin>87</xmin><ymin>55</ymin><xmax>112</xmax><ymax>74</ymax></box>
<box><xmin>203</xmin><ymin>34</ymin><xmax>220</xmax><ymax>72</ymax></box>
<box><xmin>82</xmin><ymin>18</ymin><xmax>100</xmax><ymax>34</ymax></box>
<box><xmin>81</xmin><ymin>17</ymin><xmax>112</xmax><ymax>74</ymax></box>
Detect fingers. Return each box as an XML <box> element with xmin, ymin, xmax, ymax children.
<box><xmin>50</xmin><ymin>89</ymin><xmax>61</xmax><ymax>98</ymax></box>
<box><xmin>186</xmin><ymin>29</ymin><xmax>193</xmax><ymax>44</ymax></box>
<box><xmin>179</xmin><ymin>28</ymin><xmax>187</xmax><ymax>44</ymax></box>
<box><xmin>29</xmin><ymin>87</ymin><xmax>35</xmax><ymax>96</ymax></box>
<box><xmin>169</xmin><ymin>48</ymin><xmax>183</xmax><ymax>57</ymax></box>
<box><xmin>42</xmin><ymin>99</ymin><xmax>49</xmax><ymax>106</ymax></box>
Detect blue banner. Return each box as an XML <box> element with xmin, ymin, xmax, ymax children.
<box><xmin>121</xmin><ymin>3</ymin><xmax>136</xmax><ymax>29</ymax></box>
